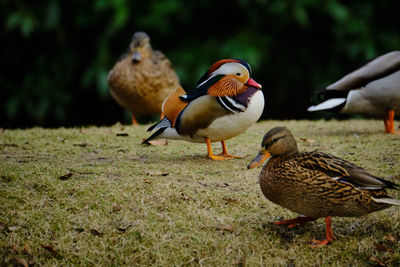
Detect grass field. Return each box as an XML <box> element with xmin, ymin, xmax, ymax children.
<box><xmin>1</xmin><ymin>119</ymin><xmax>400</xmax><ymax>266</ymax></box>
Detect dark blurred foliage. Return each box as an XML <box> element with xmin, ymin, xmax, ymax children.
<box><xmin>1</xmin><ymin>0</ymin><xmax>399</xmax><ymax>128</ymax></box>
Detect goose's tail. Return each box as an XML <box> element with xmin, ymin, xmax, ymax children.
<box><xmin>307</xmin><ymin>90</ymin><xmax>349</xmax><ymax>112</ymax></box>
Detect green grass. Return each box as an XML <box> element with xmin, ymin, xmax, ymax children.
<box><xmin>1</xmin><ymin>120</ymin><xmax>400</xmax><ymax>266</ymax></box>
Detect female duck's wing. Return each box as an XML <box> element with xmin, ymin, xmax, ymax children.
<box><xmin>298</xmin><ymin>151</ymin><xmax>399</xmax><ymax>190</ymax></box>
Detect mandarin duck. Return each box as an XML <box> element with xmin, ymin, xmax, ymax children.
<box><xmin>108</xmin><ymin>31</ymin><xmax>179</xmax><ymax>125</ymax></box>
<box><xmin>143</xmin><ymin>59</ymin><xmax>264</xmax><ymax>160</ymax></box>
<box><xmin>308</xmin><ymin>51</ymin><xmax>400</xmax><ymax>134</ymax></box>
<box><xmin>248</xmin><ymin>126</ymin><xmax>400</xmax><ymax>247</ymax></box>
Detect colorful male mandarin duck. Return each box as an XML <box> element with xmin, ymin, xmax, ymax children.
<box><xmin>143</xmin><ymin>59</ymin><xmax>264</xmax><ymax>160</ymax></box>
<box><xmin>248</xmin><ymin>126</ymin><xmax>400</xmax><ymax>247</ymax></box>
<box><xmin>108</xmin><ymin>31</ymin><xmax>179</xmax><ymax>125</ymax></box>
<box><xmin>308</xmin><ymin>51</ymin><xmax>400</xmax><ymax>134</ymax></box>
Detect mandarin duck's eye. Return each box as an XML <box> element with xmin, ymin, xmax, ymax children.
<box><xmin>236</xmin><ymin>73</ymin><xmax>241</xmax><ymax>76</ymax></box>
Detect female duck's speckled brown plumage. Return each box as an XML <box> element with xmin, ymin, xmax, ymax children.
<box><xmin>108</xmin><ymin>31</ymin><xmax>179</xmax><ymax>125</ymax></box>
<box><xmin>248</xmin><ymin>126</ymin><xmax>400</xmax><ymax>247</ymax></box>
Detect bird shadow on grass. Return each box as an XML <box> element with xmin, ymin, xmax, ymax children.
<box><xmin>145</xmin><ymin>153</ymin><xmax>246</xmax><ymax>165</ymax></box>
<box><xmin>256</xmin><ymin>215</ymin><xmax>393</xmax><ymax>247</ymax></box>
<box><xmin>316</xmin><ymin>129</ymin><xmax>383</xmax><ymax>137</ymax></box>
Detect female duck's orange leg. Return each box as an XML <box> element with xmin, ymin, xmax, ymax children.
<box><xmin>309</xmin><ymin>216</ymin><xmax>337</xmax><ymax>247</ymax></box>
<box><xmin>384</xmin><ymin>110</ymin><xmax>399</xmax><ymax>134</ymax></box>
<box><xmin>219</xmin><ymin>141</ymin><xmax>242</xmax><ymax>158</ymax></box>
<box><xmin>274</xmin><ymin>216</ymin><xmax>317</xmax><ymax>228</ymax></box>
<box><xmin>206</xmin><ymin>138</ymin><xmax>228</xmax><ymax>160</ymax></box>
<box><xmin>131</xmin><ymin>114</ymin><xmax>139</xmax><ymax>126</ymax></box>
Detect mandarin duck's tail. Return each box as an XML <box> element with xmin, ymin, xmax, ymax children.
<box><xmin>142</xmin><ymin>117</ymin><xmax>172</xmax><ymax>144</ymax></box>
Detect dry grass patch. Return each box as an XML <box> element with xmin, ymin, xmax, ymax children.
<box><xmin>1</xmin><ymin>120</ymin><xmax>400</xmax><ymax>266</ymax></box>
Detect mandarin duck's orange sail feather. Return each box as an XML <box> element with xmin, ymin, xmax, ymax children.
<box><xmin>162</xmin><ymin>86</ymin><xmax>188</xmax><ymax>128</ymax></box>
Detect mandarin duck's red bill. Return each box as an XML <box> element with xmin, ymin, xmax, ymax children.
<box><xmin>143</xmin><ymin>59</ymin><xmax>265</xmax><ymax>160</ymax></box>
<box><xmin>248</xmin><ymin>126</ymin><xmax>400</xmax><ymax>246</ymax></box>
<box><xmin>108</xmin><ymin>31</ymin><xmax>179</xmax><ymax>125</ymax></box>
<box><xmin>308</xmin><ymin>51</ymin><xmax>400</xmax><ymax>134</ymax></box>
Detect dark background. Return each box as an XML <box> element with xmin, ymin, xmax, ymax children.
<box><xmin>1</xmin><ymin>0</ymin><xmax>399</xmax><ymax>128</ymax></box>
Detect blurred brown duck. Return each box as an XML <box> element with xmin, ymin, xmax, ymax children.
<box><xmin>108</xmin><ymin>31</ymin><xmax>179</xmax><ymax>125</ymax></box>
<box><xmin>248</xmin><ymin>126</ymin><xmax>400</xmax><ymax>247</ymax></box>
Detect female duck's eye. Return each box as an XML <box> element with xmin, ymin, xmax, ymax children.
<box><xmin>236</xmin><ymin>73</ymin><xmax>241</xmax><ymax>76</ymax></box>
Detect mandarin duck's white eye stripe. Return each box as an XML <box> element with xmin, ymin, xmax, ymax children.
<box><xmin>212</xmin><ymin>62</ymin><xmax>249</xmax><ymax>76</ymax></box>
<box><xmin>234</xmin><ymin>59</ymin><xmax>252</xmax><ymax>75</ymax></box>
<box><xmin>196</xmin><ymin>62</ymin><xmax>248</xmax><ymax>88</ymax></box>
<box><xmin>196</xmin><ymin>62</ymin><xmax>249</xmax><ymax>89</ymax></box>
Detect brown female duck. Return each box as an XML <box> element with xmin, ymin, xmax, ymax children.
<box><xmin>248</xmin><ymin>126</ymin><xmax>400</xmax><ymax>247</ymax></box>
<box><xmin>108</xmin><ymin>31</ymin><xmax>179</xmax><ymax>125</ymax></box>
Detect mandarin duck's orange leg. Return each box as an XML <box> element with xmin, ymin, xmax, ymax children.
<box><xmin>273</xmin><ymin>216</ymin><xmax>317</xmax><ymax>228</ymax></box>
<box><xmin>219</xmin><ymin>140</ymin><xmax>242</xmax><ymax>158</ymax></box>
<box><xmin>384</xmin><ymin>110</ymin><xmax>399</xmax><ymax>134</ymax></box>
<box><xmin>309</xmin><ymin>216</ymin><xmax>336</xmax><ymax>247</ymax></box>
<box><xmin>206</xmin><ymin>137</ymin><xmax>228</xmax><ymax>160</ymax></box>
<box><xmin>131</xmin><ymin>114</ymin><xmax>139</xmax><ymax>126</ymax></box>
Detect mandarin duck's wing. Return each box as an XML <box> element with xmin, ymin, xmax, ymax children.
<box><xmin>327</xmin><ymin>51</ymin><xmax>400</xmax><ymax>91</ymax></box>
<box><xmin>298</xmin><ymin>151</ymin><xmax>399</xmax><ymax>190</ymax></box>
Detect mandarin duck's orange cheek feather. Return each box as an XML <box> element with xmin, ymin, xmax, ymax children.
<box><xmin>207</xmin><ymin>59</ymin><xmax>243</xmax><ymax>73</ymax></box>
<box><xmin>207</xmin><ymin>75</ymin><xmax>247</xmax><ymax>97</ymax></box>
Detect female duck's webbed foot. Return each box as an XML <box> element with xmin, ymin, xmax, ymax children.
<box><xmin>309</xmin><ymin>216</ymin><xmax>337</xmax><ymax>247</ymax></box>
<box><xmin>131</xmin><ymin>114</ymin><xmax>139</xmax><ymax>126</ymax></box>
